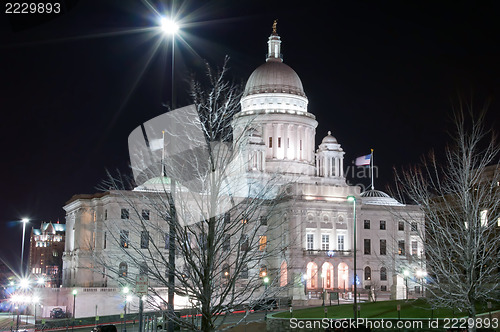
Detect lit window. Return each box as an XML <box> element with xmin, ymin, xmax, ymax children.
<box><xmin>119</xmin><ymin>262</ymin><xmax>127</xmax><ymax>277</ymax></box>
<box><xmin>364</xmin><ymin>266</ymin><xmax>371</xmax><ymax>280</ymax></box>
<box><xmin>398</xmin><ymin>240</ymin><xmax>405</xmax><ymax>255</ymax></box>
<box><xmin>480</xmin><ymin>209</ymin><xmax>488</xmax><ymax>227</ymax></box>
<box><xmin>259</xmin><ymin>235</ymin><xmax>267</xmax><ymax>251</ymax></box>
<box><xmin>259</xmin><ymin>265</ymin><xmax>267</xmax><ymax>278</ymax></box>
<box><xmin>120</xmin><ymin>230</ymin><xmax>129</xmax><ymax>248</ymax></box>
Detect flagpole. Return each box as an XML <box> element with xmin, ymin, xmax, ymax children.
<box><xmin>370</xmin><ymin>148</ymin><xmax>374</xmax><ymax>190</ymax></box>
<box><xmin>162</xmin><ymin>130</ymin><xmax>165</xmax><ymax>177</ymax></box>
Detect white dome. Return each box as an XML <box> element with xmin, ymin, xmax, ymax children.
<box><xmin>321</xmin><ymin>131</ymin><xmax>338</xmax><ymax>144</ymax></box>
<box><xmin>243</xmin><ymin>60</ymin><xmax>306</xmax><ymax>98</ymax></box>
<box><xmin>360</xmin><ymin>189</ymin><xmax>404</xmax><ymax>206</ymax></box>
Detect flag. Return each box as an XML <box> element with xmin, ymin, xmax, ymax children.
<box><xmin>355</xmin><ymin>154</ymin><xmax>371</xmax><ymax>166</ymax></box>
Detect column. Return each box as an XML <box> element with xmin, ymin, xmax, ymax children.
<box><xmin>283</xmin><ymin>124</ymin><xmax>289</xmax><ymax>159</ymax></box>
<box><xmin>272</xmin><ymin>123</ymin><xmax>278</xmax><ymax>159</ymax></box>
<box><xmin>340</xmin><ymin>157</ymin><xmax>344</xmax><ymax>177</ymax></box>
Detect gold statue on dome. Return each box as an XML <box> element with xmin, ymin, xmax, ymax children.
<box><xmin>272</xmin><ymin>19</ymin><xmax>277</xmax><ymax>34</ymax></box>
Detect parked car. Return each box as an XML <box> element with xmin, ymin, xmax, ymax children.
<box><xmin>49</xmin><ymin>307</ymin><xmax>66</xmax><ymax>318</ymax></box>
<box><xmin>252</xmin><ymin>298</ymin><xmax>278</xmax><ymax>311</ymax></box>
<box><xmin>91</xmin><ymin>325</ymin><xmax>117</xmax><ymax>332</ymax></box>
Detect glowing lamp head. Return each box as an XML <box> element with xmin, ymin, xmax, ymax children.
<box><xmin>160</xmin><ymin>17</ymin><xmax>179</xmax><ymax>35</ymax></box>
<box><xmin>347</xmin><ymin>196</ymin><xmax>356</xmax><ymax>202</ymax></box>
<box><xmin>37</xmin><ymin>278</ymin><xmax>45</xmax><ymax>285</ymax></box>
<box><xmin>19</xmin><ymin>278</ymin><xmax>30</xmax><ymax>289</ymax></box>
<box><xmin>263</xmin><ymin>276</ymin><xmax>270</xmax><ymax>284</ymax></box>
<box><xmin>72</xmin><ymin>289</ymin><xmax>77</xmax><ymax>296</ymax></box>
<box><xmin>126</xmin><ymin>295</ymin><xmax>133</xmax><ymax>302</ymax></box>
<box><xmin>403</xmin><ymin>270</ymin><xmax>409</xmax><ymax>277</ymax></box>
<box><xmin>123</xmin><ymin>286</ymin><xmax>129</xmax><ymax>294</ymax></box>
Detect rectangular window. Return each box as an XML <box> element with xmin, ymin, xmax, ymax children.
<box><xmin>240</xmin><ymin>265</ymin><xmax>248</xmax><ymax>279</ymax></box>
<box><xmin>410</xmin><ymin>222</ymin><xmax>417</xmax><ymax>232</ymax></box>
<box><xmin>104</xmin><ymin>209</ymin><xmax>108</xmax><ymax>220</ymax></box>
<box><xmin>259</xmin><ymin>235</ymin><xmax>267</xmax><ymax>251</ymax></box>
<box><xmin>380</xmin><ymin>220</ymin><xmax>386</xmax><ymax>230</ymax></box>
<box><xmin>269</xmin><ymin>137</ymin><xmax>273</xmax><ymax>148</ymax></box>
<box><xmin>381</xmin><ymin>285</ymin><xmax>387</xmax><ymax>291</ymax></box>
<box><xmin>141</xmin><ymin>231</ymin><xmax>149</xmax><ymax>249</ymax></box>
<box><xmin>121</xmin><ymin>208</ymin><xmax>129</xmax><ymax>220</ymax></box>
<box><xmin>480</xmin><ymin>209</ymin><xmax>488</xmax><ymax>227</ymax></box>
<box><xmin>306</xmin><ymin>234</ymin><xmax>314</xmax><ymax>250</ymax></box>
<box><xmin>380</xmin><ymin>239</ymin><xmax>386</xmax><ymax>255</ymax></box>
<box><xmin>120</xmin><ymin>230</ymin><xmax>129</xmax><ymax>248</ymax></box>
<box><xmin>364</xmin><ymin>239</ymin><xmax>371</xmax><ymax>255</ymax></box>
<box><xmin>398</xmin><ymin>240</ymin><xmax>405</xmax><ymax>256</ymax></box>
<box><xmin>142</xmin><ymin>209</ymin><xmax>150</xmax><ymax>220</ymax></box>
<box><xmin>364</xmin><ymin>220</ymin><xmax>370</xmax><ymax>229</ymax></box>
<box><xmin>411</xmin><ymin>241</ymin><xmax>418</xmax><ymax>256</ymax></box>
<box><xmin>300</xmin><ymin>140</ymin><xmax>302</xmax><ymax>151</ymax></box>
<box><xmin>321</xmin><ymin>234</ymin><xmax>330</xmax><ymax>251</ymax></box>
<box><xmin>223</xmin><ymin>234</ymin><xmax>230</xmax><ymax>251</ymax></box>
<box><xmin>241</xmin><ymin>235</ymin><xmax>249</xmax><ymax>251</ymax></box>
<box><xmin>103</xmin><ymin>231</ymin><xmax>107</xmax><ymax>249</ymax></box>
<box><xmin>338</xmin><ymin>235</ymin><xmax>344</xmax><ymax>251</ymax></box>
<box><xmin>260</xmin><ymin>216</ymin><xmax>267</xmax><ymax>226</ymax></box>
<box><xmin>278</xmin><ymin>137</ymin><xmax>281</xmax><ymax>148</ymax></box>
<box><xmin>398</xmin><ymin>221</ymin><xmax>404</xmax><ymax>231</ymax></box>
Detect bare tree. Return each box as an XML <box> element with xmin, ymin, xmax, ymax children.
<box><xmin>95</xmin><ymin>57</ymin><xmax>292</xmax><ymax>332</ymax></box>
<box><xmin>393</xmin><ymin>106</ymin><xmax>500</xmax><ymax>323</ymax></box>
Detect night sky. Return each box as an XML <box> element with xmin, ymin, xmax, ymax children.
<box><xmin>1</xmin><ymin>0</ymin><xmax>499</xmax><ymax>271</ymax></box>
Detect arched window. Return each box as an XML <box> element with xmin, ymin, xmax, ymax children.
<box><xmin>222</xmin><ymin>264</ymin><xmax>230</xmax><ymax>279</ymax></box>
<box><xmin>364</xmin><ymin>266</ymin><xmax>371</xmax><ymax>280</ymax></box>
<box><xmin>323</xmin><ymin>215</ymin><xmax>329</xmax><ymax>222</ymax></box>
<box><xmin>259</xmin><ymin>265</ymin><xmax>268</xmax><ymax>278</ymax></box>
<box><xmin>307</xmin><ymin>214</ymin><xmax>314</xmax><ymax>222</ymax></box>
<box><xmin>119</xmin><ymin>262</ymin><xmax>127</xmax><ymax>278</ymax></box>
<box><xmin>380</xmin><ymin>267</ymin><xmax>387</xmax><ymax>281</ymax></box>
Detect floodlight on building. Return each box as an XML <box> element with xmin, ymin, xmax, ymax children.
<box><xmin>160</xmin><ymin>17</ymin><xmax>179</xmax><ymax>35</ymax></box>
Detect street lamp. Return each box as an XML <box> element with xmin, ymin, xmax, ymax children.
<box><xmin>72</xmin><ymin>289</ymin><xmax>77</xmax><ymax>331</ymax></box>
<box><xmin>321</xmin><ymin>271</ymin><xmax>326</xmax><ymax>306</ymax></box>
<box><xmin>416</xmin><ymin>270</ymin><xmax>427</xmax><ymax>297</ymax></box>
<box><xmin>403</xmin><ymin>270</ymin><xmax>409</xmax><ymax>300</ymax></box>
<box><xmin>122</xmin><ymin>287</ymin><xmax>129</xmax><ymax>332</ymax></box>
<box><xmin>263</xmin><ymin>276</ymin><xmax>269</xmax><ymax>321</ymax></box>
<box><xmin>32</xmin><ymin>296</ymin><xmax>39</xmax><ymax>325</ymax></box>
<box><xmin>159</xmin><ymin>15</ymin><xmax>179</xmax><ymax>332</ymax></box>
<box><xmin>20</xmin><ymin>218</ymin><xmax>29</xmax><ymax>275</ymax></box>
<box><xmin>347</xmin><ymin>195</ymin><xmax>357</xmax><ymax>319</ymax></box>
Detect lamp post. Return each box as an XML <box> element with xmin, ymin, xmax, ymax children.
<box><xmin>321</xmin><ymin>271</ymin><xmax>326</xmax><ymax>306</ymax></box>
<box><xmin>122</xmin><ymin>287</ymin><xmax>129</xmax><ymax>332</ymax></box>
<box><xmin>72</xmin><ymin>289</ymin><xmax>77</xmax><ymax>331</ymax></box>
<box><xmin>263</xmin><ymin>276</ymin><xmax>269</xmax><ymax>321</ymax></box>
<box><xmin>403</xmin><ymin>270</ymin><xmax>409</xmax><ymax>300</ymax></box>
<box><xmin>416</xmin><ymin>270</ymin><xmax>427</xmax><ymax>297</ymax></box>
<box><xmin>347</xmin><ymin>195</ymin><xmax>357</xmax><ymax>319</ymax></box>
<box><xmin>32</xmin><ymin>296</ymin><xmax>39</xmax><ymax>326</ymax></box>
<box><xmin>160</xmin><ymin>16</ymin><xmax>179</xmax><ymax>332</ymax></box>
<box><xmin>20</xmin><ymin>218</ymin><xmax>29</xmax><ymax>275</ymax></box>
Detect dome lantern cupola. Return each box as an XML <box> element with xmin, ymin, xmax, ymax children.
<box><xmin>267</xmin><ymin>20</ymin><xmax>283</xmax><ymax>62</ymax></box>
